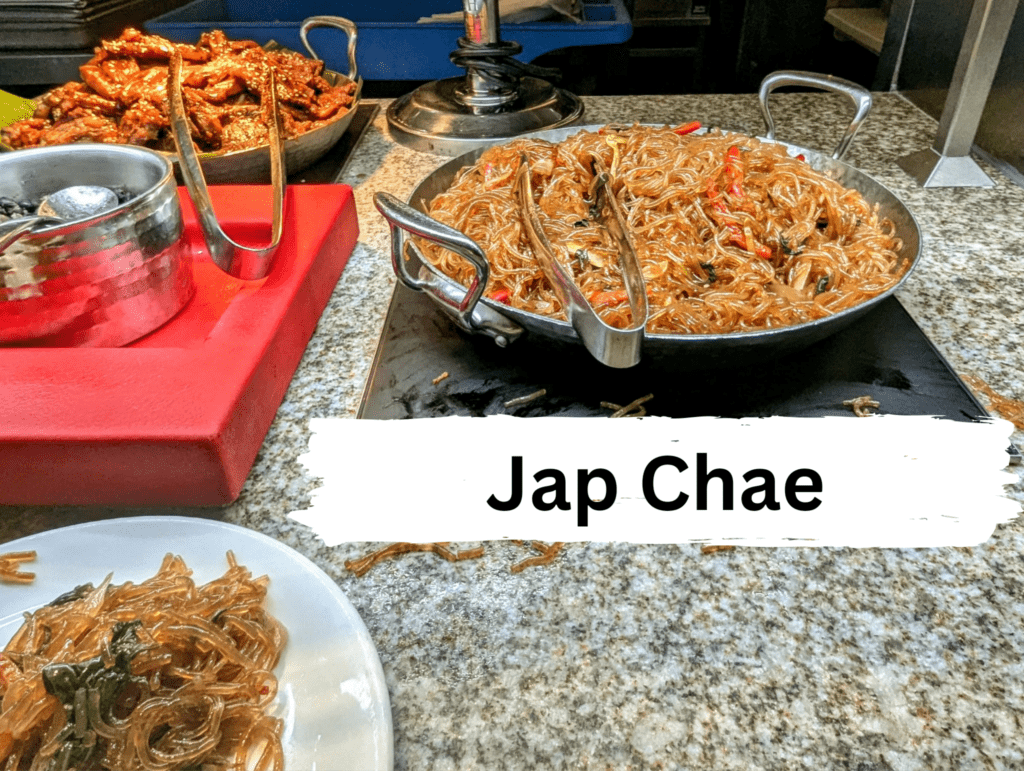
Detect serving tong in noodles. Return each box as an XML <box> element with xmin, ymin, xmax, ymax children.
<box><xmin>374</xmin><ymin>152</ymin><xmax>649</xmax><ymax>368</ymax></box>
<box><xmin>513</xmin><ymin>152</ymin><xmax>648</xmax><ymax>368</ymax></box>
<box><xmin>167</xmin><ymin>52</ymin><xmax>286</xmax><ymax>281</ymax></box>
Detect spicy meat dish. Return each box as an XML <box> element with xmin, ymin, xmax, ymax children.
<box><xmin>419</xmin><ymin>124</ymin><xmax>909</xmax><ymax>335</ymax></box>
<box><xmin>1</xmin><ymin>28</ymin><xmax>357</xmax><ymax>155</ymax></box>
<box><xmin>0</xmin><ymin>552</ymin><xmax>287</xmax><ymax>771</ymax></box>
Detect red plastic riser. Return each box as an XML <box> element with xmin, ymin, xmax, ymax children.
<box><xmin>0</xmin><ymin>185</ymin><xmax>358</xmax><ymax>505</ymax></box>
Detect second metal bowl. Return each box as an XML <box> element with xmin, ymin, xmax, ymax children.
<box><xmin>0</xmin><ymin>144</ymin><xmax>193</xmax><ymax>347</ymax></box>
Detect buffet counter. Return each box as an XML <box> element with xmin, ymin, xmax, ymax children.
<box><xmin>4</xmin><ymin>92</ymin><xmax>1024</xmax><ymax>769</ymax></box>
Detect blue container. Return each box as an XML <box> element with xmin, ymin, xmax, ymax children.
<box><xmin>146</xmin><ymin>0</ymin><xmax>632</xmax><ymax>81</ymax></box>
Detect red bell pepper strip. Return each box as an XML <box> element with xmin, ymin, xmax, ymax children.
<box><xmin>718</xmin><ymin>223</ymin><xmax>770</xmax><ymax>259</ymax></box>
<box><xmin>746</xmin><ymin>235</ymin><xmax>772</xmax><ymax>260</ymax></box>
<box><xmin>705</xmin><ymin>170</ymin><xmax>728</xmax><ymax>211</ymax></box>
<box><xmin>705</xmin><ymin>155</ymin><xmax>772</xmax><ymax>259</ymax></box>
<box><xmin>723</xmin><ymin>146</ymin><xmax>745</xmax><ymax>198</ymax></box>
<box><xmin>488</xmin><ymin>289</ymin><xmax>510</xmax><ymax>304</ymax></box>
<box><xmin>724</xmin><ymin>223</ymin><xmax>748</xmax><ymax>249</ymax></box>
<box><xmin>589</xmin><ymin>289</ymin><xmax>630</xmax><ymax>307</ymax></box>
<box><xmin>672</xmin><ymin>120</ymin><xmax>702</xmax><ymax>136</ymax></box>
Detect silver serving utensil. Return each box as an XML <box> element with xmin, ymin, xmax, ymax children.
<box><xmin>589</xmin><ymin>154</ymin><xmax>648</xmax><ymax>331</ymax></box>
<box><xmin>38</xmin><ymin>185</ymin><xmax>119</xmax><ymax>220</ymax></box>
<box><xmin>167</xmin><ymin>50</ymin><xmax>286</xmax><ymax>281</ymax></box>
<box><xmin>513</xmin><ymin>152</ymin><xmax>647</xmax><ymax>368</ymax></box>
<box><xmin>0</xmin><ymin>184</ymin><xmax>120</xmax><ymax>254</ymax></box>
<box><xmin>372</xmin><ymin>191</ymin><xmax>524</xmax><ymax>347</ymax></box>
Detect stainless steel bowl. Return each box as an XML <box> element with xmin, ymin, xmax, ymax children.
<box><xmin>0</xmin><ymin>144</ymin><xmax>192</xmax><ymax>347</ymax></box>
<box><xmin>166</xmin><ymin>16</ymin><xmax>362</xmax><ymax>185</ymax></box>
<box><xmin>172</xmin><ymin>68</ymin><xmax>362</xmax><ymax>185</ymax></box>
<box><xmin>0</xmin><ymin>17</ymin><xmax>362</xmax><ymax>185</ymax></box>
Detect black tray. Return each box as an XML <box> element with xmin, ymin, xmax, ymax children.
<box><xmin>0</xmin><ymin>0</ymin><xmax>187</xmax><ymax>50</ymax></box>
<box><xmin>358</xmin><ymin>283</ymin><xmax>1002</xmax><ymax>427</ymax></box>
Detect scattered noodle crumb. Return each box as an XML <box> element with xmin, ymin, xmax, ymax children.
<box><xmin>345</xmin><ymin>541</ymin><xmax>571</xmax><ymax>577</ymax></box>
<box><xmin>344</xmin><ymin>542</ymin><xmax>484</xmax><ymax>577</ymax></box>
<box><xmin>701</xmin><ymin>544</ymin><xmax>736</xmax><ymax>554</ymax></box>
<box><xmin>961</xmin><ymin>373</ymin><xmax>1024</xmax><ymax>430</ymax></box>
<box><xmin>511</xmin><ymin>541</ymin><xmax>565</xmax><ymax>573</ymax></box>
<box><xmin>432</xmin><ymin>372</ymin><xmax>450</xmax><ymax>385</ymax></box>
<box><xmin>504</xmin><ymin>389</ymin><xmax>547</xmax><ymax>409</ymax></box>
<box><xmin>842</xmin><ymin>395</ymin><xmax>879</xmax><ymax>417</ymax></box>
<box><xmin>602</xmin><ymin>393</ymin><xmax>654</xmax><ymax>417</ymax></box>
<box><xmin>0</xmin><ymin>550</ymin><xmax>35</xmax><ymax>583</ymax></box>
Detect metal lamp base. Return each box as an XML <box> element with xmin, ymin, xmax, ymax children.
<box><xmin>386</xmin><ymin>76</ymin><xmax>584</xmax><ymax>157</ymax></box>
<box><xmin>897</xmin><ymin>147</ymin><xmax>995</xmax><ymax>188</ymax></box>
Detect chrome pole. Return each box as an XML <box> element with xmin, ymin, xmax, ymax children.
<box><xmin>385</xmin><ymin>0</ymin><xmax>583</xmax><ymax>155</ymax></box>
<box><xmin>456</xmin><ymin>0</ymin><xmax>518</xmax><ymax>110</ymax></box>
<box><xmin>897</xmin><ymin>0</ymin><xmax>1020</xmax><ymax>187</ymax></box>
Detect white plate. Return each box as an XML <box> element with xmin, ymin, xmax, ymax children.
<box><xmin>0</xmin><ymin>516</ymin><xmax>394</xmax><ymax>771</ymax></box>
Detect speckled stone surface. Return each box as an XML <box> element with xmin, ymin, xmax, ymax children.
<box><xmin>4</xmin><ymin>93</ymin><xmax>1024</xmax><ymax>770</ymax></box>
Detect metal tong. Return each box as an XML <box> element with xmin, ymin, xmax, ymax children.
<box><xmin>513</xmin><ymin>152</ymin><xmax>648</xmax><ymax>368</ymax></box>
<box><xmin>0</xmin><ymin>216</ymin><xmax>60</xmax><ymax>255</ymax></box>
<box><xmin>167</xmin><ymin>51</ymin><xmax>286</xmax><ymax>280</ymax></box>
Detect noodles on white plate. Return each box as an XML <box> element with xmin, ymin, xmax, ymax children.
<box><xmin>0</xmin><ymin>553</ymin><xmax>286</xmax><ymax>771</ymax></box>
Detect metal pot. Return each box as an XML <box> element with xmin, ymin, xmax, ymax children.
<box><xmin>0</xmin><ymin>144</ymin><xmax>192</xmax><ymax>347</ymax></box>
<box><xmin>0</xmin><ymin>17</ymin><xmax>362</xmax><ymax>185</ymax></box>
<box><xmin>375</xmin><ymin>71</ymin><xmax>922</xmax><ymax>370</ymax></box>
<box><xmin>166</xmin><ymin>16</ymin><xmax>362</xmax><ymax>184</ymax></box>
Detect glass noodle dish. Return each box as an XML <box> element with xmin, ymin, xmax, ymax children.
<box><xmin>417</xmin><ymin>123</ymin><xmax>909</xmax><ymax>335</ymax></box>
<box><xmin>0</xmin><ymin>553</ymin><xmax>286</xmax><ymax>771</ymax></box>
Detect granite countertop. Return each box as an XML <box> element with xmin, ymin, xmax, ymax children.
<box><xmin>4</xmin><ymin>92</ymin><xmax>1024</xmax><ymax>769</ymax></box>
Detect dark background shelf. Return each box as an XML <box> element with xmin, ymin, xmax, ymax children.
<box><xmin>360</xmin><ymin>0</ymin><xmax>886</xmax><ymax>99</ymax></box>
<box><xmin>1</xmin><ymin>0</ymin><xmax>887</xmax><ymax>99</ymax></box>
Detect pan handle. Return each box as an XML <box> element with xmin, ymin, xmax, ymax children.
<box><xmin>758</xmin><ymin>70</ymin><xmax>872</xmax><ymax>161</ymax></box>
<box><xmin>300</xmin><ymin>16</ymin><xmax>359</xmax><ymax>84</ymax></box>
<box><xmin>373</xmin><ymin>192</ymin><xmax>523</xmax><ymax>347</ymax></box>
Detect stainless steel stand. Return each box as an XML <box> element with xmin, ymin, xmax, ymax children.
<box><xmin>897</xmin><ymin>0</ymin><xmax>1020</xmax><ymax>188</ymax></box>
<box><xmin>386</xmin><ymin>0</ymin><xmax>584</xmax><ymax>156</ymax></box>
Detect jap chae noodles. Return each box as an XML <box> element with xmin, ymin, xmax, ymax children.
<box><xmin>0</xmin><ymin>553</ymin><xmax>286</xmax><ymax>771</ymax></box>
<box><xmin>0</xmin><ymin>552</ymin><xmax>35</xmax><ymax>585</ymax></box>
<box><xmin>417</xmin><ymin>123</ymin><xmax>908</xmax><ymax>334</ymax></box>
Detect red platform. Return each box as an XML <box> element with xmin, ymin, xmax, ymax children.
<box><xmin>0</xmin><ymin>185</ymin><xmax>358</xmax><ymax>506</ymax></box>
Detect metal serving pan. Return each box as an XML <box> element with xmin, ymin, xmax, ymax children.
<box><xmin>178</xmin><ymin>15</ymin><xmax>362</xmax><ymax>184</ymax></box>
<box><xmin>0</xmin><ymin>16</ymin><xmax>362</xmax><ymax>185</ymax></box>
<box><xmin>375</xmin><ymin>71</ymin><xmax>922</xmax><ymax>370</ymax></box>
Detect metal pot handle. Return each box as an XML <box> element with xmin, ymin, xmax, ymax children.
<box><xmin>758</xmin><ymin>70</ymin><xmax>872</xmax><ymax>161</ymax></box>
<box><xmin>300</xmin><ymin>16</ymin><xmax>359</xmax><ymax>84</ymax></box>
<box><xmin>373</xmin><ymin>191</ymin><xmax>523</xmax><ymax>347</ymax></box>
<box><xmin>168</xmin><ymin>52</ymin><xmax>286</xmax><ymax>281</ymax></box>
